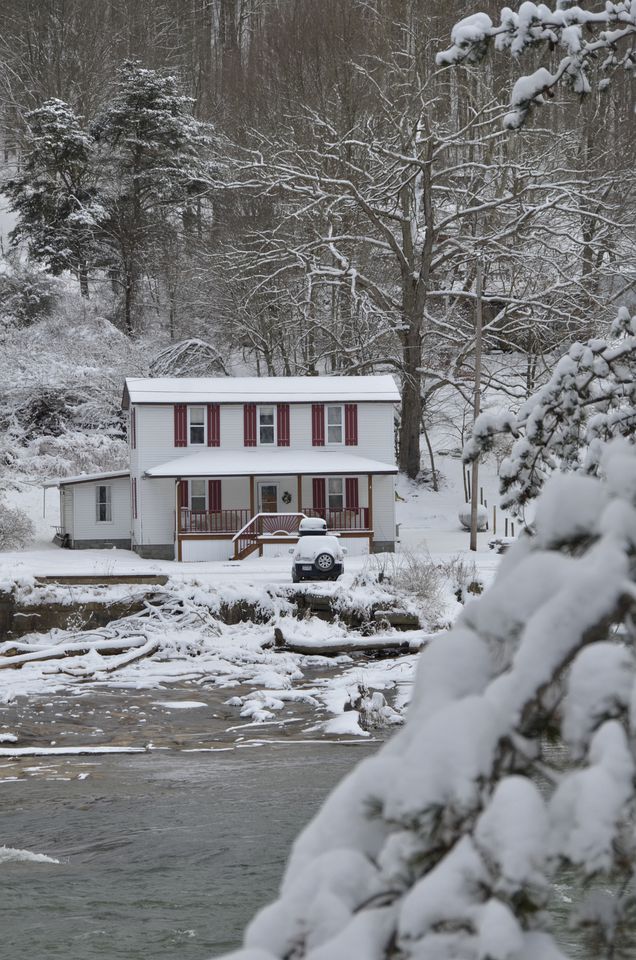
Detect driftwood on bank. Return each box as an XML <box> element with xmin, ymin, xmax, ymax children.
<box><xmin>273</xmin><ymin>626</ymin><xmax>427</xmax><ymax>657</ymax></box>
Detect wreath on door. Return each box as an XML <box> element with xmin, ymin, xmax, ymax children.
<box><xmin>281</xmin><ymin>490</ymin><xmax>292</xmax><ymax>505</ymax></box>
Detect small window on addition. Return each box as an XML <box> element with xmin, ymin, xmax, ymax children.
<box><xmin>258</xmin><ymin>405</ymin><xmax>275</xmax><ymax>445</ymax></box>
<box><xmin>327</xmin><ymin>405</ymin><xmax>343</xmax><ymax>444</ymax></box>
<box><xmin>96</xmin><ymin>485</ymin><xmax>112</xmax><ymax>522</ymax></box>
<box><xmin>190</xmin><ymin>479</ymin><xmax>207</xmax><ymax>512</ymax></box>
<box><xmin>189</xmin><ymin>406</ymin><xmax>205</xmax><ymax>445</ymax></box>
<box><xmin>328</xmin><ymin>477</ymin><xmax>344</xmax><ymax>511</ymax></box>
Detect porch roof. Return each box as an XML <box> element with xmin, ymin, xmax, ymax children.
<box><xmin>43</xmin><ymin>470</ymin><xmax>130</xmax><ymax>489</ymax></box>
<box><xmin>145</xmin><ymin>449</ymin><xmax>398</xmax><ymax>479</ymax></box>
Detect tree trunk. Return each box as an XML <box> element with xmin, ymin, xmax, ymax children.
<box><xmin>79</xmin><ymin>262</ymin><xmax>89</xmax><ymax>298</ymax></box>
<box><xmin>124</xmin><ymin>275</ymin><xmax>135</xmax><ymax>336</ymax></box>
<box><xmin>398</xmin><ymin>301</ymin><xmax>423</xmax><ymax>478</ymax></box>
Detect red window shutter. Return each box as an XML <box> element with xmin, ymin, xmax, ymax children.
<box><xmin>174</xmin><ymin>404</ymin><xmax>187</xmax><ymax>447</ymax></box>
<box><xmin>208</xmin><ymin>479</ymin><xmax>221</xmax><ymax>511</ymax></box>
<box><xmin>244</xmin><ymin>404</ymin><xmax>257</xmax><ymax>446</ymax></box>
<box><xmin>312</xmin><ymin>404</ymin><xmax>325</xmax><ymax>446</ymax></box>
<box><xmin>207</xmin><ymin>404</ymin><xmax>220</xmax><ymax>447</ymax></box>
<box><xmin>345</xmin><ymin>477</ymin><xmax>359</xmax><ymax>510</ymax></box>
<box><xmin>312</xmin><ymin>477</ymin><xmax>326</xmax><ymax>513</ymax></box>
<box><xmin>178</xmin><ymin>480</ymin><xmax>188</xmax><ymax>509</ymax></box>
<box><xmin>277</xmin><ymin>404</ymin><xmax>290</xmax><ymax>446</ymax></box>
<box><xmin>130</xmin><ymin>408</ymin><xmax>136</xmax><ymax>449</ymax></box>
<box><xmin>132</xmin><ymin>478</ymin><xmax>138</xmax><ymax>519</ymax></box>
<box><xmin>345</xmin><ymin>404</ymin><xmax>358</xmax><ymax>446</ymax></box>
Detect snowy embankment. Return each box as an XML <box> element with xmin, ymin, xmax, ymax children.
<box><xmin>0</xmin><ymin>570</ymin><xmax>433</xmax><ymax>741</ymax></box>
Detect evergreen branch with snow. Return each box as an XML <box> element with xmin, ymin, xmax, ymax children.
<box><xmin>464</xmin><ymin>307</ymin><xmax>636</xmax><ymax>515</ymax></box>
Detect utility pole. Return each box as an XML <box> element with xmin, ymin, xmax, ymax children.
<box><xmin>470</xmin><ymin>260</ymin><xmax>483</xmax><ymax>552</ymax></box>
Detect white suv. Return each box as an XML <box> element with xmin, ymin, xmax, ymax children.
<box><xmin>291</xmin><ymin>517</ymin><xmax>346</xmax><ymax>582</ymax></box>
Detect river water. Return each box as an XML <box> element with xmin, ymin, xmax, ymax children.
<box><xmin>0</xmin><ymin>743</ymin><xmax>373</xmax><ymax>959</ymax></box>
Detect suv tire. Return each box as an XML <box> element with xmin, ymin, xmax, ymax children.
<box><xmin>315</xmin><ymin>552</ymin><xmax>335</xmax><ymax>572</ymax></box>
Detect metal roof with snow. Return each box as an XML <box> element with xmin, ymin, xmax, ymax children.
<box><xmin>43</xmin><ymin>470</ymin><xmax>130</xmax><ymax>489</ymax></box>
<box><xmin>145</xmin><ymin>450</ymin><xmax>397</xmax><ymax>479</ymax></box>
<box><xmin>122</xmin><ymin>374</ymin><xmax>400</xmax><ymax>408</ymax></box>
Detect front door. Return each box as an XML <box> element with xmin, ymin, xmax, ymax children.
<box><xmin>258</xmin><ymin>482</ymin><xmax>278</xmax><ymax>513</ymax></box>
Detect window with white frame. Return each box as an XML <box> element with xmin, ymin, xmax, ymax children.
<box><xmin>327</xmin><ymin>477</ymin><xmax>344</xmax><ymax>512</ymax></box>
<box><xmin>258</xmin><ymin>405</ymin><xmax>276</xmax><ymax>445</ymax></box>
<box><xmin>327</xmin><ymin>405</ymin><xmax>343</xmax><ymax>444</ymax></box>
<box><xmin>96</xmin><ymin>485</ymin><xmax>112</xmax><ymax>522</ymax></box>
<box><xmin>190</xmin><ymin>479</ymin><xmax>207</xmax><ymax>512</ymax></box>
<box><xmin>189</xmin><ymin>406</ymin><xmax>205</xmax><ymax>445</ymax></box>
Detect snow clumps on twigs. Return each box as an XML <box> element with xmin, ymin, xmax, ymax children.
<box><xmin>436</xmin><ymin>2</ymin><xmax>636</xmax><ymax>127</ymax></box>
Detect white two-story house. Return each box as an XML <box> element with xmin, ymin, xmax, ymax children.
<box><xmin>46</xmin><ymin>375</ymin><xmax>400</xmax><ymax>561</ymax></box>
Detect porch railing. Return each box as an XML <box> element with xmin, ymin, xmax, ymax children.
<box><xmin>301</xmin><ymin>506</ymin><xmax>370</xmax><ymax>531</ymax></box>
<box><xmin>179</xmin><ymin>506</ymin><xmax>371</xmax><ymax>538</ymax></box>
<box><xmin>179</xmin><ymin>508</ymin><xmax>250</xmax><ymax>534</ymax></box>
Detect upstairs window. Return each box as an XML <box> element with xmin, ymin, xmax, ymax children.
<box><xmin>328</xmin><ymin>477</ymin><xmax>344</xmax><ymax>511</ymax></box>
<box><xmin>189</xmin><ymin>406</ymin><xmax>205</xmax><ymax>445</ymax></box>
<box><xmin>327</xmin><ymin>405</ymin><xmax>343</xmax><ymax>444</ymax></box>
<box><xmin>190</xmin><ymin>479</ymin><xmax>207</xmax><ymax>512</ymax></box>
<box><xmin>258</xmin><ymin>405</ymin><xmax>276</xmax><ymax>445</ymax></box>
<box><xmin>96</xmin><ymin>485</ymin><xmax>112</xmax><ymax>522</ymax></box>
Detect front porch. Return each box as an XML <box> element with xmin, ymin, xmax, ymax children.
<box><xmin>178</xmin><ymin>504</ymin><xmax>373</xmax><ymax>560</ymax></box>
<box><xmin>143</xmin><ymin>448</ymin><xmax>397</xmax><ymax>562</ymax></box>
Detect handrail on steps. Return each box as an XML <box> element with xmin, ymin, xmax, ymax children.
<box><xmin>232</xmin><ymin>512</ymin><xmax>307</xmax><ymax>542</ymax></box>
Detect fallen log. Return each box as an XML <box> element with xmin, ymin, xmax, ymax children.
<box><xmin>46</xmin><ymin>638</ymin><xmax>161</xmax><ymax>678</ymax></box>
<box><xmin>0</xmin><ymin>636</ymin><xmax>149</xmax><ymax>670</ymax></box>
<box><xmin>273</xmin><ymin>628</ymin><xmax>428</xmax><ymax>658</ymax></box>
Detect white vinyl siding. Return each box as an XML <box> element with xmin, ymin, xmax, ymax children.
<box><xmin>370</xmin><ymin>474</ymin><xmax>396</xmax><ymax>543</ymax></box>
<box><xmin>64</xmin><ymin>476</ymin><xmax>131</xmax><ymax>542</ymax></box>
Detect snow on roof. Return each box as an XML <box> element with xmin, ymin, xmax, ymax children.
<box><xmin>43</xmin><ymin>470</ymin><xmax>130</xmax><ymax>489</ymax></box>
<box><xmin>145</xmin><ymin>450</ymin><xmax>397</xmax><ymax>478</ymax></box>
<box><xmin>122</xmin><ymin>374</ymin><xmax>400</xmax><ymax>407</ymax></box>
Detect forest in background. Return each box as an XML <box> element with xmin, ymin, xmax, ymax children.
<box><xmin>0</xmin><ymin>0</ymin><xmax>634</xmax><ymax>481</ymax></box>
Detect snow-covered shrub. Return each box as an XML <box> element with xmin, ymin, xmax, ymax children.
<box><xmin>439</xmin><ymin>554</ymin><xmax>483</xmax><ymax>604</ymax></box>
<box><xmin>0</xmin><ymin>500</ymin><xmax>34</xmax><ymax>550</ymax></box>
<box><xmin>363</xmin><ymin>551</ymin><xmax>446</xmax><ymax>624</ymax></box>
<box><xmin>225</xmin><ymin>439</ymin><xmax>636</xmax><ymax>960</ymax></box>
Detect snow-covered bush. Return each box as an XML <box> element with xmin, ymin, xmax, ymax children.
<box><xmin>0</xmin><ymin>500</ymin><xmax>34</xmax><ymax>550</ymax></box>
<box><xmin>224</xmin><ymin>438</ymin><xmax>636</xmax><ymax>960</ymax></box>
<box><xmin>360</xmin><ymin>551</ymin><xmax>447</xmax><ymax>625</ymax></box>
<box><xmin>439</xmin><ymin>554</ymin><xmax>483</xmax><ymax>604</ymax></box>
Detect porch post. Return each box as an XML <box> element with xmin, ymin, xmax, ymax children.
<box><xmin>176</xmin><ymin>479</ymin><xmax>182</xmax><ymax>562</ymax></box>
<box><xmin>367</xmin><ymin>473</ymin><xmax>374</xmax><ymax>553</ymax></box>
<box><xmin>249</xmin><ymin>475</ymin><xmax>255</xmax><ymax>516</ymax></box>
<box><xmin>297</xmin><ymin>474</ymin><xmax>302</xmax><ymax>513</ymax></box>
